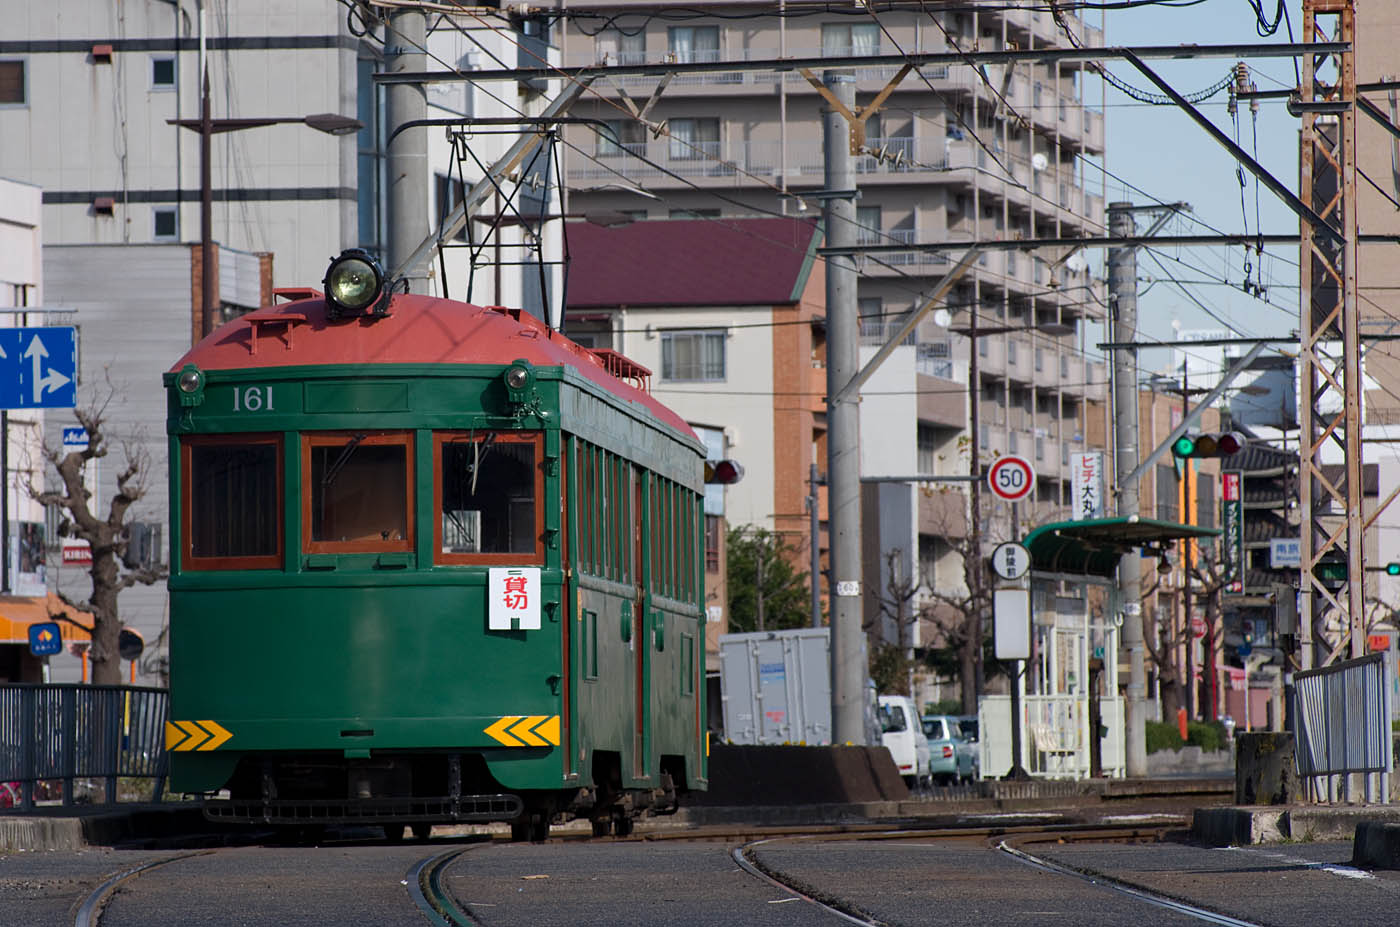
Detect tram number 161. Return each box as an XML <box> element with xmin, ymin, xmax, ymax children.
<box><xmin>233</xmin><ymin>386</ymin><xmax>274</xmax><ymax>412</ymax></box>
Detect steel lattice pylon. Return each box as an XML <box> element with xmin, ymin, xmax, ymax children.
<box><xmin>1299</xmin><ymin>0</ymin><xmax>1364</xmax><ymax>668</ymax></box>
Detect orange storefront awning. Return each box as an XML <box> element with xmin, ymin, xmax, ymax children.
<box><xmin>0</xmin><ymin>593</ymin><xmax>93</xmax><ymax>645</ymax></box>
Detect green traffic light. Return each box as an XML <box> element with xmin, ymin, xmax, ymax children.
<box><xmin>1387</xmin><ymin>563</ymin><xmax>1400</xmax><ymax>577</ymax></box>
<box><xmin>1172</xmin><ymin>435</ymin><xmax>1196</xmax><ymax>458</ymax></box>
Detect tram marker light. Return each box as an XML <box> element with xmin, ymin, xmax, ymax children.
<box><xmin>175</xmin><ymin>364</ymin><xmax>205</xmax><ymax>408</ymax></box>
<box><xmin>504</xmin><ymin>358</ymin><xmax>535</xmax><ymax>404</ymax></box>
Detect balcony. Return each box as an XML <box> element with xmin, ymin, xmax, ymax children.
<box><xmin>569</xmin><ymin>135</ymin><xmax>952</xmax><ymax>187</ymax></box>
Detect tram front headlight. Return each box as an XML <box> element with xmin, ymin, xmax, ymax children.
<box><xmin>323</xmin><ymin>248</ymin><xmax>388</xmax><ymax>319</ymax></box>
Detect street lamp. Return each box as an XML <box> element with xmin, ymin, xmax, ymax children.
<box><xmin>168</xmin><ymin>71</ymin><xmax>363</xmax><ymax>338</ymax></box>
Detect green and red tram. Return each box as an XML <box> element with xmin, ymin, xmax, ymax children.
<box><xmin>163</xmin><ymin>251</ymin><xmax>707</xmax><ymax>839</ymax></box>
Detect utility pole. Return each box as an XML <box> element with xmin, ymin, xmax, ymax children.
<box><xmin>1108</xmin><ymin>202</ymin><xmax>1148</xmax><ymax>778</ymax></box>
<box><xmin>823</xmin><ymin>70</ymin><xmax>867</xmax><ymax>745</ymax></box>
<box><xmin>386</xmin><ymin>6</ymin><xmax>429</xmax><ymax>290</ymax></box>
<box><xmin>1299</xmin><ymin>0</ymin><xmax>1365</xmax><ymax>668</ymax></box>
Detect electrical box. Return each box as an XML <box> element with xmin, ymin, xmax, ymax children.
<box><xmin>718</xmin><ymin>627</ymin><xmax>831</xmax><ymax>745</ymax></box>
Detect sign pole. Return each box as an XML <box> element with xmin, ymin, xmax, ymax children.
<box><xmin>1008</xmin><ymin>499</ymin><xmax>1029</xmax><ymax>780</ymax></box>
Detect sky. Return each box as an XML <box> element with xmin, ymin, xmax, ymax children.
<box><xmin>1082</xmin><ymin>0</ymin><xmax>1303</xmax><ymax>378</ymax></box>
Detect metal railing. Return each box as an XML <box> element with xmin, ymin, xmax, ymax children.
<box><xmin>0</xmin><ymin>684</ymin><xmax>168</xmax><ymax>811</ymax></box>
<box><xmin>1292</xmin><ymin>653</ymin><xmax>1392</xmax><ymax>803</ymax></box>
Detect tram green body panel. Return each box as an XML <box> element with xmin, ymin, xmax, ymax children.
<box><xmin>166</xmin><ymin>359</ymin><xmax>707</xmax><ymax>800</ymax></box>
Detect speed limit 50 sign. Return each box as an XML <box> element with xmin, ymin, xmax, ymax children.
<box><xmin>987</xmin><ymin>455</ymin><xmax>1035</xmax><ymax>502</ymax></box>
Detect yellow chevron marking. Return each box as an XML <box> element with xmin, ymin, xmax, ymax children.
<box><xmin>165</xmin><ymin>721</ymin><xmax>187</xmax><ymax>751</ymax></box>
<box><xmin>196</xmin><ymin>721</ymin><xmax>233</xmax><ymax>751</ymax></box>
<box><xmin>175</xmin><ymin>720</ymin><xmax>209</xmax><ymax>752</ymax></box>
<box><xmin>533</xmin><ymin>715</ymin><xmax>560</xmax><ymax>746</ymax></box>
<box><xmin>510</xmin><ymin>715</ymin><xmax>550</xmax><ymax>747</ymax></box>
<box><xmin>485</xmin><ymin>715</ymin><xmax>525</xmax><ymax>746</ymax></box>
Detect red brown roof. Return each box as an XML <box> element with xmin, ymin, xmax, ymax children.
<box><xmin>566</xmin><ymin>217</ymin><xmax>822</xmax><ymax>309</ymax></box>
<box><xmin>170</xmin><ymin>294</ymin><xmax>695</xmax><ymax>437</ymax></box>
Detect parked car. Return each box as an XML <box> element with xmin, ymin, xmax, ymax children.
<box><xmin>955</xmin><ymin>715</ymin><xmax>981</xmax><ymax>781</ymax></box>
<box><xmin>922</xmin><ymin>714</ymin><xmax>976</xmax><ymax>784</ymax></box>
<box><xmin>878</xmin><ymin>695</ymin><xmax>931</xmax><ymax>789</ymax></box>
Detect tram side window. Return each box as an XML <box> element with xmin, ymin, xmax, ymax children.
<box><xmin>184</xmin><ymin>437</ymin><xmax>281</xmax><ymax>569</ymax></box>
<box><xmin>437</xmin><ymin>432</ymin><xmax>541</xmax><ymax>563</ymax></box>
<box><xmin>305</xmin><ymin>432</ymin><xmax>413</xmax><ymax>552</ymax></box>
<box><xmin>575</xmin><ymin>440</ymin><xmax>634</xmax><ymax>582</ymax></box>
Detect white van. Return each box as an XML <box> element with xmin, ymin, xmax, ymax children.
<box><xmin>877</xmin><ymin>694</ymin><xmax>931</xmax><ymax>789</ymax></box>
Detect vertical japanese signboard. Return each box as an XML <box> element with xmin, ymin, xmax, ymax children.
<box><xmin>488</xmin><ymin>567</ymin><xmax>541</xmax><ymax>630</ymax></box>
<box><xmin>1070</xmin><ymin>452</ymin><xmax>1105</xmax><ymax>521</ymax></box>
<box><xmin>1221</xmin><ymin>471</ymin><xmax>1244</xmax><ymax>594</ymax></box>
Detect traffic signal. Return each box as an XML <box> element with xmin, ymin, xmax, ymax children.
<box><xmin>1387</xmin><ymin>563</ymin><xmax>1400</xmax><ymax>577</ymax></box>
<box><xmin>1171</xmin><ymin>431</ymin><xmax>1245</xmax><ymax>459</ymax></box>
<box><xmin>704</xmin><ymin>459</ymin><xmax>745</xmax><ymax>484</ymax></box>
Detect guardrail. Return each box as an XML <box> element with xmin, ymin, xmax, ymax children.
<box><xmin>1292</xmin><ymin>653</ymin><xmax>1392</xmax><ymax>803</ymax></box>
<box><xmin>0</xmin><ymin>684</ymin><xmax>168</xmax><ymax>811</ymax></box>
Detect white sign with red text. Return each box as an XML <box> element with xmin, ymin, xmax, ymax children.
<box><xmin>489</xmin><ymin>567</ymin><xmax>541</xmax><ymax>630</ymax></box>
<box><xmin>1070</xmin><ymin>452</ymin><xmax>1105</xmax><ymax>521</ymax></box>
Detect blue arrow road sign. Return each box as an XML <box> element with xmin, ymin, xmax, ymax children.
<box><xmin>0</xmin><ymin>327</ymin><xmax>77</xmax><ymax>410</ymax></box>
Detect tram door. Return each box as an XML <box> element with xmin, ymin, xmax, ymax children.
<box><xmin>631</xmin><ymin>464</ymin><xmax>649</xmax><ymax>779</ymax></box>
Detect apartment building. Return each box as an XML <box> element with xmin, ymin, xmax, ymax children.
<box><xmin>557</xmin><ymin>2</ymin><xmax>1108</xmax><ymax>661</ymax></box>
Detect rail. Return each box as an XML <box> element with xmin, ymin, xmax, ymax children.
<box><xmin>1292</xmin><ymin>653</ymin><xmax>1392</xmax><ymax>803</ymax></box>
<box><xmin>0</xmin><ymin>684</ymin><xmax>168</xmax><ymax>811</ymax></box>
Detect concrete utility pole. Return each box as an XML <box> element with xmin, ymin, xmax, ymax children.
<box><xmin>823</xmin><ymin>71</ymin><xmax>867</xmax><ymax>745</ymax></box>
<box><xmin>386</xmin><ymin>6</ymin><xmax>429</xmax><ymax>290</ymax></box>
<box><xmin>1108</xmin><ymin>202</ymin><xmax>1148</xmax><ymax>778</ymax></box>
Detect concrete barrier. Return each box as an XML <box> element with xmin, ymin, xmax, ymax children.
<box><xmin>691</xmin><ymin>743</ymin><xmax>909</xmax><ymax>806</ymax></box>
<box><xmin>1235</xmin><ymin>732</ymin><xmax>1296</xmax><ymax>805</ymax></box>
<box><xmin>1354</xmin><ymin>821</ymin><xmax>1400</xmax><ymax>868</ymax></box>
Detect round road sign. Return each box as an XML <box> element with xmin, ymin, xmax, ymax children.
<box><xmin>987</xmin><ymin>455</ymin><xmax>1035</xmax><ymax>502</ymax></box>
<box><xmin>990</xmin><ymin>542</ymin><xmax>1031</xmax><ymax>581</ymax></box>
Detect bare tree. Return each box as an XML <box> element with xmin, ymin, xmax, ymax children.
<box><xmin>917</xmin><ymin>487</ymin><xmax>999</xmax><ymax>714</ymax></box>
<box><xmin>867</xmin><ymin>547</ymin><xmax>920</xmax><ymax>695</ymax></box>
<box><xmin>29</xmin><ymin>399</ymin><xmax>167</xmax><ymax>685</ymax></box>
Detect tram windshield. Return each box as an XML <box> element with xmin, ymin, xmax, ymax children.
<box><xmin>438</xmin><ymin>432</ymin><xmax>540</xmax><ymax>560</ymax></box>
<box><xmin>305</xmin><ymin>431</ymin><xmax>413</xmax><ymax>550</ymax></box>
<box><xmin>182</xmin><ymin>435</ymin><xmax>282</xmax><ymax>569</ymax></box>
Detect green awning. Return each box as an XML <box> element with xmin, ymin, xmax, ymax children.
<box><xmin>1022</xmin><ymin>516</ymin><xmax>1221</xmax><ymax>578</ymax></box>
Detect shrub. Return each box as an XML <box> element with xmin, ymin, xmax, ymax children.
<box><xmin>1144</xmin><ymin>720</ymin><xmax>1228</xmax><ymax>754</ymax></box>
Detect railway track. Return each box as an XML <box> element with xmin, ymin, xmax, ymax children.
<box><xmin>70</xmin><ymin>819</ymin><xmax>1275</xmax><ymax>926</ymax></box>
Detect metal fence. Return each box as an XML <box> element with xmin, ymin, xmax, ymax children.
<box><xmin>1292</xmin><ymin>652</ymin><xmax>1392</xmax><ymax>803</ymax></box>
<box><xmin>0</xmin><ymin>684</ymin><xmax>169</xmax><ymax>811</ymax></box>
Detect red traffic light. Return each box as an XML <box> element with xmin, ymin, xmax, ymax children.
<box><xmin>704</xmin><ymin>459</ymin><xmax>745</xmax><ymax>484</ymax></box>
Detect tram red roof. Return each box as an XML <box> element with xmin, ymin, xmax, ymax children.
<box><xmin>170</xmin><ymin>294</ymin><xmax>695</xmax><ymax>437</ymax></box>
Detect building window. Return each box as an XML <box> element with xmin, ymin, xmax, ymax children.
<box><xmin>856</xmin><ymin>205</ymin><xmax>882</xmax><ymax>245</ymax></box>
<box><xmin>705</xmin><ymin>515</ymin><xmax>721</xmax><ymax>572</ymax></box>
<box><xmin>1156</xmin><ymin>464</ymin><xmax>1178</xmax><ymax>522</ymax></box>
<box><xmin>182</xmin><ymin>436</ymin><xmax>282</xmax><ymax>570</ymax></box>
<box><xmin>434</xmin><ymin>172</ymin><xmax>466</xmax><ymax>242</ymax></box>
<box><xmin>1195</xmin><ymin>474</ymin><xmax>1215</xmax><ymax>529</ymax></box>
<box><xmin>0</xmin><ymin>60</ymin><xmax>25</xmax><ymax>105</ymax></box>
<box><xmin>661</xmin><ymin>330</ymin><xmax>725</xmax><ymax>381</ymax></box>
<box><xmin>151</xmin><ymin>55</ymin><xmax>176</xmax><ymax>89</ymax></box>
<box><xmin>917</xmin><ymin>424</ymin><xmax>938</xmax><ymax>474</ymax></box>
<box><xmin>304</xmin><ymin>431</ymin><xmax>414</xmax><ymax>553</ymax></box>
<box><xmin>596</xmin><ymin>28</ymin><xmax>645</xmax><ymax>65</ymax></box>
<box><xmin>667</xmin><ymin>26</ymin><xmax>719</xmax><ymax>64</ymax></box>
<box><xmin>153</xmin><ymin>207</ymin><xmax>178</xmax><ymax>241</ymax></box>
<box><xmin>668</xmin><ymin>117</ymin><xmax>719</xmax><ymax>160</ymax></box>
<box><xmin>821</xmin><ymin>23</ymin><xmax>879</xmax><ymax>56</ymax></box>
<box><xmin>598</xmin><ymin>119</ymin><xmax>645</xmax><ymax>157</ymax></box>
